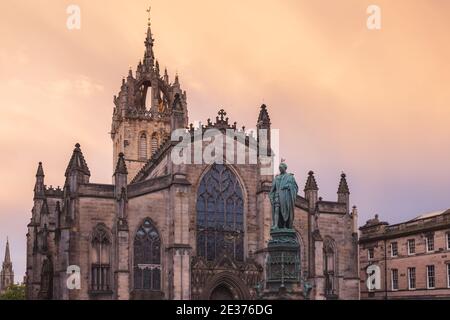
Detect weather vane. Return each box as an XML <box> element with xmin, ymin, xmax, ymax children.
<box><xmin>147</xmin><ymin>5</ymin><xmax>151</xmax><ymax>26</ymax></box>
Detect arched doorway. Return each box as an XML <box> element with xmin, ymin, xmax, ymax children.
<box><xmin>210</xmin><ymin>284</ymin><xmax>234</xmax><ymax>300</ymax></box>
<box><xmin>202</xmin><ymin>272</ymin><xmax>251</xmax><ymax>300</ymax></box>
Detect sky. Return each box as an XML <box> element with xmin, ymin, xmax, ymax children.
<box><xmin>0</xmin><ymin>0</ymin><xmax>449</xmax><ymax>281</ymax></box>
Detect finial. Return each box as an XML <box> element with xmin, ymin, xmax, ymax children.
<box><xmin>75</xmin><ymin>143</ymin><xmax>81</xmax><ymax>149</ymax></box>
<box><xmin>338</xmin><ymin>171</ymin><xmax>350</xmax><ymax>194</ymax></box>
<box><xmin>115</xmin><ymin>152</ymin><xmax>128</xmax><ymax>175</ymax></box>
<box><xmin>218</xmin><ymin>109</ymin><xmax>227</xmax><ymax>120</ymax></box>
<box><xmin>304</xmin><ymin>170</ymin><xmax>318</xmax><ymax>191</ymax></box>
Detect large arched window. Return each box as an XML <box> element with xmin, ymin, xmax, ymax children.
<box><xmin>133</xmin><ymin>218</ymin><xmax>161</xmax><ymax>291</ymax></box>
<box><xmin>139</xmin><ymin>132</ymin><xmax>147</xmax><ymax>160</ymax></box>
<box><xmin>91</xmin><ymin>224</ymin><xmax>111</xmax><ymax>292</ymax></box>
<box><xmin>196</xmin><ymin>164</ymin><xmax>244</xmax><ymax>262</ymax></box>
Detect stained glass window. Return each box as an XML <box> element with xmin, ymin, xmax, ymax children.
<box><xmin>133</xmin><ymin>218</ymin><xmax>161</xmax><ymax>291</ymax></box>
<box><xmin>196</xmin><ymin>164</ymin><xmax>244</xmax><ymax>262</ymax></box>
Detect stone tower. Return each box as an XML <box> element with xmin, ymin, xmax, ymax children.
<box><xmin>0</xmin><ymin>238</ymin><xmax>14</xmax><ymax>293</ymax></box>
<box><xmin>111</xmin><ymin>15</ymin><xmax>188</xmax><ymax>180</ymax></box>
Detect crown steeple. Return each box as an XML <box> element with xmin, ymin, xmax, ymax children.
<box><xmin>111</xmin><ymin>7</ymin><xmax>189</xmax><ymax>180</ymax></box>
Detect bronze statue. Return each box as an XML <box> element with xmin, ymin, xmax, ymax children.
<box><xmin>269</xmin><ymin>162</ymin><xmax>298</xmax><ymax>230</ymax></box>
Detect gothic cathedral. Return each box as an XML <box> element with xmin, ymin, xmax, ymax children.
<box><xmin>25</xmin><ymin>18</ymin><xmax>359</xmax><ymax>300</ymax></box>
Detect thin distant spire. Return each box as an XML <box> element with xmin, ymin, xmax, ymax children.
<box><xmin>3</xmin><ymin>237</ymin><xmax>11</xmax><ymax>265</ymax></box>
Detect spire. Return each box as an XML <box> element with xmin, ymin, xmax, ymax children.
<box><xmin>338</xmin><ymin>172</ymin><xmax>350</xmax><ymax>194</ymax></box>
<box><xmin>36</xmin><ymin>162</ymin><xmax>44</xmax><ymax>177</ymax></box>
<box><xmin>164</xmin><ymin>68</ymin><xmax>169</xmax><ymax>83</ymax></box>
<box><xmin>144</xmin><ymin>6</ymin><xmax>155</xmax><ymax>67</ymax></box>
<box><xmin>115</xmin><ymin>153</ymin><xmax>128</xmax><ymax>175</ymax></box>
<box><xmin>257</xmin><ymin>104</ymin><xmax>271</xmax><ymax>128</ymax></box>
<box><xmin>155</xmin><ymin>60</ymin><xmax>160</xmax><ymax>75</ymax></box>
<box><xmin>304</xmin><ymin>171</ymin><xmax>318</xmax><ymax>191</ymax></box>
<box><xmin>34</xmin><ymin>162</ymin><xmax>45</xmax><ymax>200</ymax></box>
<box><xmin>3</xmin><ymin>237</ymin><xmax>11</xmax><ymax>265</ymax></box>
<box><xmin>337</xmin><ymin>172</ymin><xmax>350</xmax><ymax>213</ymax></box>
<box><xmin>65</xmin><ymin>143</ymin><xmax>91</xmax><ymax>178</ymax></box>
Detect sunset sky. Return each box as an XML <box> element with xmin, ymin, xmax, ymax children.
<box><xmin>1</xmin><ymin>0</ymin><xmax>449</xmax><ymax>280</ymax></box>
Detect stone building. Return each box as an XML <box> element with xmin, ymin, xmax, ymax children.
<box><xmin>25</xmin><ymin>17</ymin><xmax>359</xmax><ymax>300</ymax></box>
<box><xmin>359</xmin><ymin>210</ymin><xmax>450</xmax><ymax>299</ymax></box>
<box><xmin>0</xmin><ymin>238</ymin><xmax>14</xmax><ymax>293</ymax></box>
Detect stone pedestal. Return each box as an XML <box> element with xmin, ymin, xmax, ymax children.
<box><xmin>264</xmin><ymin>229</ymin><xmax>300</xmax><ymax>298</ymax></box>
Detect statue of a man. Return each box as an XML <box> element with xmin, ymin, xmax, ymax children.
<box><xmin>269</xmin><ymin>162</ymin><xmax>298</xmax><ymax>230</ymax></box>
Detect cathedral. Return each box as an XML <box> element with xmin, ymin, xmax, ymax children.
<box><xmin>25</xmin><ymin>17</ymin><xmax>359</xmax><ymax>300</ymax></box>
<box><xmin>0</xmin><ymin>238</ymin><xmax>14</xmax><ymax>294</ymax></box>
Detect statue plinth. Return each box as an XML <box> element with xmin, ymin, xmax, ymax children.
<box><xmin>263</xmin><ymin>162</ymin><xmax>302</xmax><ymax>299</ymax></box>
<box><xmin>265</xmin><ymin>228</ymin><xmax>300</xmax><ymax>295</ymax></box>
